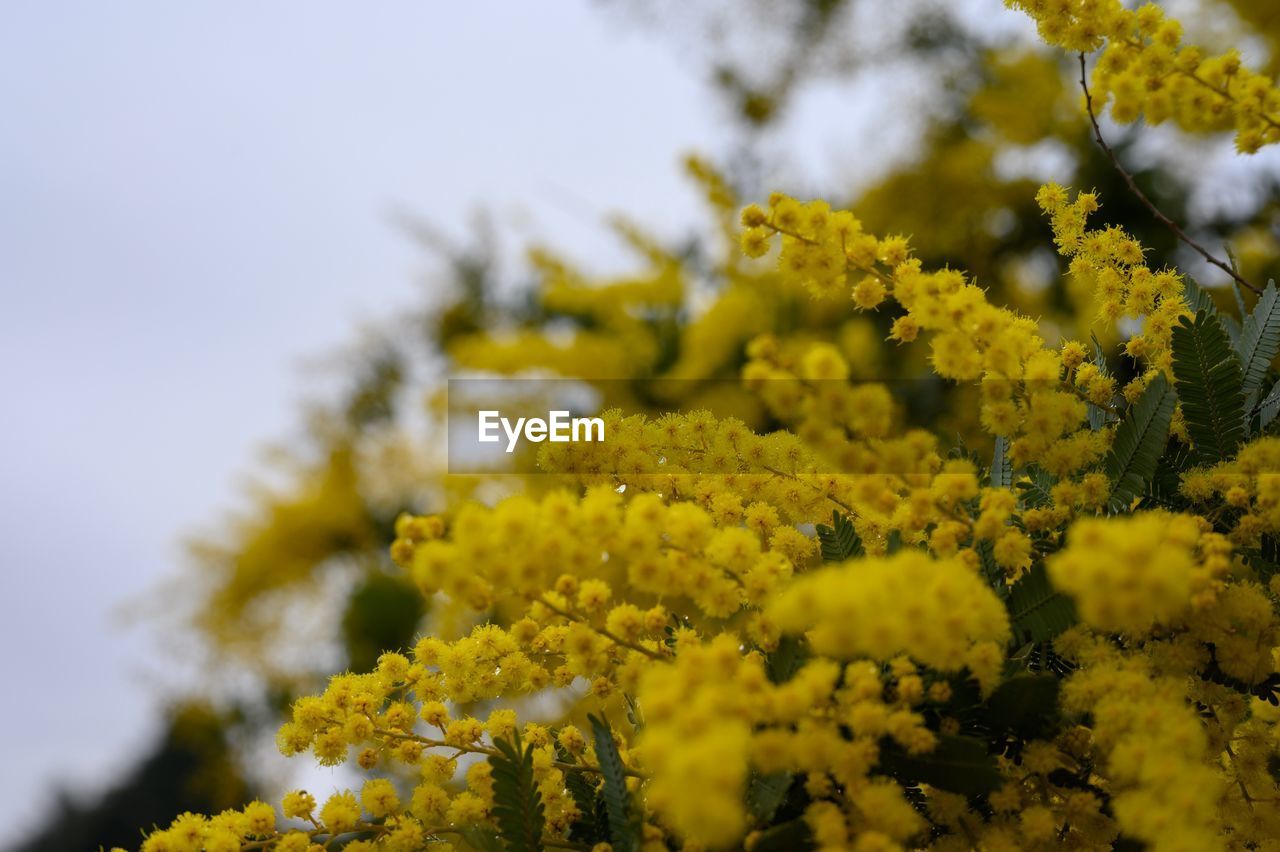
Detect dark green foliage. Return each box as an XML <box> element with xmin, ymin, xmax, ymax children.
<box><xmin>1233</xmin><ymin>281</ymin><xmax>1250</xmax><ymax>320</ymax></box>
<box><xmin>1087</xmin><ymin>332</ymin><xmax>1114</xmax><ymax>430</ymax></box>
<box><xmin>885</xmin><ymin>529</ymin><xmax>903</xmax><ymax>554</ymax></box>
<box><xmin>589</xmin><ymin>714</ymin><xmax>638</xmax><ymax>852</ymax></box>
<box><xmin>490</xmin><ymin>731</ymin><xmax>545</xmax><ymax>852</ymax></box>
<box><xmin>558</xmin><ymin>742</ymin><xmax>607</xmax><ymax>845</ymax></box>
<box><xmin>948</xmin><ymin>436</ymin><xmax>984</xmax><ymax>470</ymax></box>
<box><xmin>1006</xmin><ymin>564</ymin><xmax>1078</xmax><ymax>644</ymax></box>
<box><xmin>990</xmin><ymin>435</ymin><xmax>1012</xmax><ymax>489</ymax></box>
<box><xmin>749</xmin><ymin>818</ymin><xmax>815</xmax><ymax>852</ymax></box>
<box><xmin>1104</xmin><ymin>373</ymin><xmax>1176</xmax><ymax>511</ymax></box>
<box><xmin>1259</xmin><ymin>379</ymin><xmax>1280</xmax><ymax>430</ymax></box>
<box><xmin>985</xmin><ymin>674</ymin><xmax>1061</xmax><ymax>739</ymax></box>
<box><xmin>815</xmin><ymin>510</ymin><xmax>863</xmax><ymax>561</ymax></box>
<box><xmin>879</xmin><ymin>735</ymin><xmax>1004</xmax><ymax>796</ymax></box>
<box><xmin>341</xmin><ymin>571</ymin><xmax>426</xmax><ymax>672</ymax></box>
<box><xmin>1157</xmin><ymin>437</ymin><xmax>1192</xmax><ymax>498</ymax></box>
<box><xmin>747</xmin><ymin>772</ymin><xmax>794</xmax><ymax>824</ymax></box>
<box><xmin>1221</xmin><ymin>313</ymin><xmax>1243</xmax><ymax>347</ymax></box>
<box><xmin>1016</xmin><ymin>466</ymin><xmax>1055</xmax><ymax>509</ymax></box>
<box><xmin>1250</xmin><ymin>534</ymin><xmax>1280</xmax><ymax>586</ymax></box>
<box><xmin>977</xmin><ymin>539</ymin><xmax>1010</xmax><ymax>601</ymax></box>
<box><xmin>767</xmin><ymin>634</ymin><xmax>810</xmax><ymax>684</ymax></box>
<box><xmin>1172</xmin><ymin>310</ymin><xmax>1246</xmax><ymax>465</ymax></box>
<box><xmin>1182</xmin><ymin>275</ymin><xmax>1218</xmax><ymax>315</ymax></box>
<box><xmin>1235</xmin><ymin>280</ymin><xmax>1280</xmax><ymax>401</ymax></box>
<box><xmin>564</xmin><ymin>775</ymin><xmax>605</xmax><ymax>845</ymax></box>
<box><xmin>1014</xmin><ymin>641</ymin><xmax>1076</xmax><ymax>678</ymax></box>
<box><xmin>1147</xmin><ymin>439</ymin><xmax>1194</xmax><ymax>510</ymax></box>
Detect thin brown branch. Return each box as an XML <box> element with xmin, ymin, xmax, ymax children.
<box><xmin>535</xmin><ymin>594</ymin><xmax>668</xmax><ymax>661</ymax></box>
<box><xmin>766</xmin><ymin>221</ymin><xmax>892</xmax><ymax>284</ymax></box>
<box><xmin>1077</xmin><ymin>53</ymin><xmax>1261</xmax><ymax>295</ymax></box>
<box><xmin>1120</xmin><ymin>36</ymin><xmax>1280</xmax><ymax>135</ymax></box>
<box><xmin>374</xmin><ymin>724</ymin><xmax>649</xmax><ymax>779</ymax></box>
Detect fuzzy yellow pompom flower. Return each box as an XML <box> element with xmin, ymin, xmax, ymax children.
<box><xmin>1048</xmin><ymin>513</ymin><xmax>1219</xmax><ymax>633</ymax></box>
<box><xmin>770</xmin><ymin>551</ymin><xmax>1011</xmax><ymax>687</ymax></box>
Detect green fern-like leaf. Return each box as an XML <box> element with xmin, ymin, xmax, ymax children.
<box><xmin>1147</xmin><ymin>439</ymin><xmax>1193</xmax><ymax>509</ymax></box>
<box><xmin>747</xmin><ymin>772</ymin><xmax>793</xmax><ymax>824</ymax></box>
<box><xmin>1006</xmin><ymin>564</ymin><xmax>1077</xmax><ymax>644</ymax></box>
<box><xmin>750</xmin><ymin>819</ymin><xmax>816</xmax><ymax>852</ymax></box>
<box><xmin>1016</xmin><ymin>466</ymin><xmax>1056</xmax><ymax>510</ymax></box>
<box><xmin>1104</xmin><ymin>373</ymin><xmax>1176</xmax><ymax>511</ymax></box>
<box><xmin>990</xmin><ymin>435</ymin><xmax>1012</xmax><ymax>489</ymax></box>
<box><xmin>1259</xmin><ymin>379</ymin><xmax>1280</xmax><ymax>430</ymax></box>
<box><xmin>1259</xmin><ymin>535</ymin><xmax>1280</xmax><ymax>585</ymax></box>
<box><xmin>815</xmin><ymin>510</ymin><xmax>863</xmax><ymax>562</ymax></box>
<box><xmin>490</xmin><ymin>732</ymin><xmax>545</xmax><ymax>852</ymax></box>
<box><xmin>588</xmin><ymin>714</ymin><xmax>637</xmax><ymax>852</ymax></box>
<box><xmin>1087</xmin><ymin>333</ymin><xmax>1114</xmax><ymax>430</ymax></box>
<box><xmin>878</xmin><ymin>734</ymin><xmax>1004</xmax><ymax>795</ymax></box>
<box><xmin>885</xmin><ymin>529</ymin><xmax>904</xmax><ymax>554</ymax></box>
<box><xmin>1243</xmin><ymin>534</ymin><xmax>1280</xmax><ymax>586</ymax></box>
<box><xmin>555</xmin><ymin>742</ymin><xmax>605</xmax><ymax>845</ymax></box>
<box><xmin>977</xmin><ymin>539</ymin><xmax>1010</xmax><ymax>601</ymax></box>
<box><xmin>985</xmin><ymin>674</ymin><xmax>1061</xmax><ymax>739</ymax></box>
<box><xmin>1237</xmin><ymin>282</ymin><xmax>1280</xmax><ymax>416</ymax></box>
<box><xmin>1183</xmin><ymin>276</ymin><xmax>1218</xmax><ymax>315</ymax></box>
<box><xmin>1221</xmin><ymin>313</ymin><xmax>1243</xmax><ymax>348</ymax></box>
<box><xmin>1172</xmin><ymin>310</ymin><xmax>1247</xmax><ymax>464</ymax></box>
<box><xmin>766</xmin><ymin>634</ymin><xmax>809</xmax><ymax>684</ymax></box>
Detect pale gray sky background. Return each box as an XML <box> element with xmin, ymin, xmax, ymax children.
<box><xmin>0</xmin><ymin>0</ymin><xmax>746</xmax><ymax>836</ymax></box>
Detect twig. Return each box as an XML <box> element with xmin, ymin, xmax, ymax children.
<box><xmin>766</xmin><ymin>221</ymin><xmax>892</xmax><ymax>284</ymax></box>
<box><xmin>1077</xmin><ymin>53</ymin><xmax>1261</xmax><ymax>295</ymax></box>
<box><xmin>1119</xmin><ymin>36</ymin><xmax>1280</xmax><ymax>135</ymax></box>
<box><xmin>374</xmin><ymin>724</ymin><xmax>649</xmax><ymax>779</ymax></box>
<box><xmin>535</xmin><ymin>595</ymin><xmax>668</xmax><ymax>661</ymax></box>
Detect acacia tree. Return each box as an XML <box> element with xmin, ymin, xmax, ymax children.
<box><xmin>133</xmin><ymin>1</ymin><xmax>1280</xmax><ymax>850</ymax></box>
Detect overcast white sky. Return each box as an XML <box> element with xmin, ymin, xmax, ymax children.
<box><xmin>0</xmin><ymin>0</ymin><xmax>746</xmax><ymax>836</ymax></box>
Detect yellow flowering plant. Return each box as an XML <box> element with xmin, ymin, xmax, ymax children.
<box><xmin>130</xmin><ymin>3</ymin><xmax>1280</xmax><ymax>852</ymax></box>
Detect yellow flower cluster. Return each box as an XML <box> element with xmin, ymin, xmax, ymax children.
<box><xmin>541</xmin><ymin>405</ymin><xmax>1050</xmax><ymax>573</ymax></box>
<box><xmin>770</xmin><ymin>551</ymin><xmax>1011</xmax><ymax>689</ymax></box>
<box><xmin>268</xmin><ymin>643</ymin><xmax>646</xmax><ymax>847</ymax></box>
<box><xmin>398</xmin><ymin>483</ymin><xmax>815</xmax><ymax>626</ymax></box>
<box><xmin>1008</xmin><ymin>0</ymin><xmax>1280</xmax><ymax>152</ymax></box>
<box><xmin>1037</xmin><ymin>182</ymin><xmax>1188</xmax><ymax>373</ymax></box>
<box><xmin>139</xmin><ymin>787</ymin><xmax>434</xmax><ymax>852</ymax></box>
<box><xmin>1182</xmin><ymin>436</ymin><xmax>1280</xmax><ymax>545</ymax></box>
<box><xmin>639</xmin><ymin>636</ymin><xmax>954</xmax><ymax>848</ymax></box>
<box><xmin>1190</xmin><ymin>582</ymin><xmax>1280</xmax><ymax>686</ymax></box>
<box><xmin>743</xmin><ymin>194</ymin><xmax>1112</xmax><ymax>476</ymax></box>
<box><xmin>742</xmin><ymin>195</ymin><xmax>1043</xmax><ymax>384</ymax></box>
<box><xmin>636</xmin><ymin>634</ymin><xmax>758</xmax><ymax>847</ymax></box>
<box><xmin>448</xmin><ymin>239</ymin><xmax>685</xmax><ymax>382</ymax></box>
<box><xmin>1048</xmin><ymin>513</ymin><xmax>1229</xmax><ymax>633</ymax></box>
<box><xmin>1060</xmin><ymin>651</ymin><xmax>1225</xmax><ymax>852</ymax></box>
<box><xmin>537</xmin><ymin>407</ymin><xmax>949</xmax><ymax>542</ymax></box>
<box><xmin>743</xmin><ymin>338</ymin><xmax>896</xmax><ymax>443</ymax></box>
